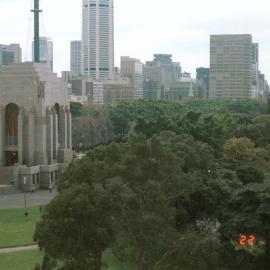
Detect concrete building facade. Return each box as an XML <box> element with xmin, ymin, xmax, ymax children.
<box><xmin>0</xmin><ymin>63</ymin><xmax>72</xmax><ymax>191</ymax></box>
<box><xmin>71</xmin><ymin>78</ymin><xmax>92</xmax><ymax>96</ymax></box>
<box><xmin>103</xmin><ymin>76</ymin><xmax>133</xmax><ymax>105</ymax></box>
<box><xmin>121</xmin><ymin>56</ymin><xmax>144</xmax><ymax>100</ymax></box>
<box><xmin>209</xmin><ymin>34</ymin><xmax>255</xmax><ymax>99</ymax></box>
<box><xmin>82</xmin><ymin>0</ymin><xmax>114</xmax><ymax>79</ymax></box>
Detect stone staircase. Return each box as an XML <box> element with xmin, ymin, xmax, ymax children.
<box><xmin>0</xmin><ymin>167</ymin><xmax>20</xmax><ymax>195</ymax></box>
<box><xmin>0</xmin><ymin>167</ymin><xmax>15</xmax><ymax>185</ymax></box>
<box><xmin>0</xmin><ymin>185</ymin><xmax>20</xmax><ymax>195</ymax></box>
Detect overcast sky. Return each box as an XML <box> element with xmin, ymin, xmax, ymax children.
<box><xmin>1</xmin><ymin>0</ymin><xmax>270</xmax><ymax>79</ymax></box>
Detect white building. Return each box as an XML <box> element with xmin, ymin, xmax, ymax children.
<box><xmin>70</xmin><ymin>41</ymin><xmax>81</xmax><ymax>78</ymax></box>
<box><xmin>32</xmin><ymin>37</ymin><xmax>53</xmax><ymax>72</ymax></box>
<box><xmin>82</xmin><ymin>0</ymin><xmax>114</xmax><ymax>79</ymax></box>
<box><xmin>121</xmin><ymin>56</ymin><xmax>143</xmax><ymax>99</ymax></box>
<box><xmin>92</xmin><ymin>81</ymin><xmax>104</xmax><ymax>104</ymax></box>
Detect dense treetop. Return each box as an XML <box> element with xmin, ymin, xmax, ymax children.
<box><xmin>35</xmin><ymin>99</ymin><xmax>270</xmax><ymax>270</ymax></box>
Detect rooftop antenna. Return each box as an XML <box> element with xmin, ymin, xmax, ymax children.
<box><xmin>31</xmin><ymin>0</ymin><xmax>42</xmax><ymax>63</ymax></box>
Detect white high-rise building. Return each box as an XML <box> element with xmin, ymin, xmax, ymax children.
<box><xmin>32</xmin><ymin>37</ymin><xmax>53</xmax><ymax>71</ymax></box>
<box><xmin>82</xmin><ymin>0</ymin><xmax>114</xmax><ymax>79</ymax></box>
<box><xmin>70</xmin><ymin>41</ymin><xmax>81</xmax><ymax>78</ymax></box>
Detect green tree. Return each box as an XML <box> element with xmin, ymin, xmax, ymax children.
<box><xmin>224</xmin><ymin>137</ymin><xmax>268</xmax><ymax>171</ymax></box>
<box><xmin>35</xmin><ymin>183</ymin><xmax>116</xmax><ymax>270</ymax></box>
<box><xmin>70</xmin><ymin>102</ymin><xmax>83</xmax><ymax>118</ymax></box>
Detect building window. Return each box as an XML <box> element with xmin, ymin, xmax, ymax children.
<box><xmin>5</xmin><ymin>103</ymin><xmax>19</xmax><ymax>146</ymax></box>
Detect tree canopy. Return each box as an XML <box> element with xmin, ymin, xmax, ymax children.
<box><xmin>35</xmin><ymin>99</ymin><xmax>270</xmax><ymax>270</ymax></box>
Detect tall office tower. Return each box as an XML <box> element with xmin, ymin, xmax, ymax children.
<box><xmin>82</xmin><ymin>0</ymin><xmax>114</xmax><ymax>79</ymax></box>
<box><xmin>121</xmin><ymin>56</ymin><xmax>143</xmax><ymax>99</ymax></box>
<box><xmin>61</xmin><ymin>71</ymin><xmax>71</xmax><ymax>84</ymax></box>
<box><xmin>144</xmin><ymin>54</ymin><xmax>182</xmax><ymax>100</ymax></box>
<box><xmin>144</xmin><ymin>61</ymin><xmax>163</xmax><ymax>100</ymax></box>
<box><xmin>153</xmin><ymin>54</ymin><xmax>182</xmax><ymax>83</ymax></box>
<box><xmin>0</xmin><ymin>44</ymin><xmax>22</xmax><ymax>66</ymax></box>
<box><xmin>209</xmin><ymin>34</ymin><xmax>255</xmax><ymax>99</ymax></box>
<box><xmin>196</xmin><ymin>67</ymin><xmax>209</xmax><ymax>98</ymax></box>
<box><xmin>252</xmin><ymin>43</ymin><xmax>259</xmax><ymax>86</ymax></box>
<box><xmin>70</xmin><ymin>41</ymin><xmax>81</xmax><ymax>78</ymax></box>
<box><xmin>32</xmin><ymin>37</ymin><xmax>54</xmax><ymax>71</ymax></box>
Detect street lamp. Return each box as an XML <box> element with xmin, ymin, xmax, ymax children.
<box><xmin>24</xmin><ymin>177</ymin><xmax>28</xmax><ymax>221</ymax></box>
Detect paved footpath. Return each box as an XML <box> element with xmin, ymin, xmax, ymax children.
<box><xmin>0</xmin><ymin>245</ymin><xmax>38</xmax><ymax>254</ymax></box>
<box><xmin>0</xmin><ymin>189</ymin><xmax>57</xmax><ymax>209</ymax></box>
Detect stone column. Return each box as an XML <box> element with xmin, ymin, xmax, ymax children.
<box><xmin>26</xmin><ymin>108</ymin><xmax>35</xmax><ymax>166</ymax></box>
<box><xmin>52</xmin><ymin>108</ymin><xmax>59</xmax><ymax>161</ymax></box>
<box><xmin>46</xmin><ymin>108</ymin><xmax>53</xmax><ymax>164</ymax></box>
<box><xmin>59</xmin><ymin>106</ymin><xmax>67</xmax><ymax>149</ymax></box>
<box><xmin>66</xmin><ymin>108</ymin><xmax>72</xmax><ymax>149</ymax></box>
<box><xmin>18</xmin><ymin>108</ymin><xmax>24</xmax><ymax>165</ymax></box>
<box><xmin>34</xmin><ymin>113</ymin><xmax>48</xmax><ymax>165</ymax></box>
<box><xmin>0</xmin><ymin>106</ymin><xmax>5</xmax><ymax>166</ymax></box>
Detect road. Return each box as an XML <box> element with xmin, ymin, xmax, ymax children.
<box><xmin>0</xmin><ymin>189</ymin><xmax>57</xmax><ymax>209</ymax></box>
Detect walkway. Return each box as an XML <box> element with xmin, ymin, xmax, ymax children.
<box><xmin>0</xmin><ymin>189</ymin><xmax>57</xmax><ymax>209</ymax></box>
<box><xmin>0</xmin><ymin>245</ymin><xmax>38</xmax><ymax>254</ymax></box>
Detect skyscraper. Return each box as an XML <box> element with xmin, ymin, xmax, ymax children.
<box><xmin>0</xmin><ymin>44</ymin><xmax>22</xmax><ymax>66</ymax></box>
<box><xmin>82</xmin><ymin>0</ymin><xmax>114</xmax><ymax>80</ymax></box>
<box><xmin>252</xmin><ymin>43</ymin><xmax>259</xmax><ymax>87</ymax></box>
<box><xmin>32</xmin><ymin>37</ymin><xmax>53</xmax><ymax>71</ymax></box>
<box><xmin>209</xmin><ymin>34</ymin><xmax>255</xmax><ymax>99</ymax></box>
<box><xmin>153</xmin><ymin>54</ymin><xmax>182</xmax><ymax>84</ymax></box>
<box><xmin>143</xmin><ymin>54</ymin><xmax>182</xmax><ymax>100</ymax></box>
<box><xmin>196</xmin><ymin>67</ymin><xmax>209</xmax><ymax>98</ymax></box>
<box><xmin>70</xmin><ymin>41</ymin><xmax>81</xmax><ymax>78</ymax></box>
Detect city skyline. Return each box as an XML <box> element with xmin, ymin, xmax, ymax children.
<box><xmin>0</xmin><ymin>0</ymin><xmax>270</xmax><ymax>79</ymax></box>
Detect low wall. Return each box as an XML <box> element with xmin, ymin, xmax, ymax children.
<box><xmin>18</xmin><ymin>163</ymin><xmax>68</xmax><ymax>192</ymax></box>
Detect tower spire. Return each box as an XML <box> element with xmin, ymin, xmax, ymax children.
<box><xmin>31</xmin><ymin>0</ymin><xmax>42</xmax><ymax>63</ymax></box>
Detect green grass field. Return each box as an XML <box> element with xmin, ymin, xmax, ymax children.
<box><xmin>0</xmin><ymin>249</ymin><xmax>125</xmax><ymax>270</ymax></box>
<box><xmin>0</xmin><ymin>250</ymin><xmax>43</xmax><ymax>270</ymax></box>
<box><xmin>0</xmin><ymin>207</ymin><xmax>40</xmax><ymax>248</ymax></box>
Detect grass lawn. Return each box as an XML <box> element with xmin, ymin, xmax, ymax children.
<box><xmin>0</xmin><ymin>207</ymin><xmax>41</xmax><ymax>248</ymax></box>
<box><xmin>0</xmin><ymin>249</ymin><xmax>126</xmax><ymax>270</ymax></box>
<box><xmin>0</xmin><ymin>250</ymin><xmax>43</xmax><ymax>270</ymax></box>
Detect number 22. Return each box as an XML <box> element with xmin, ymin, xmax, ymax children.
<box><xmin>239</xmin><ymin>235</ymin><xmax>255</xmax><ymax>246</ymax></box>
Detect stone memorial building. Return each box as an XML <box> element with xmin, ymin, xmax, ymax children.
<box><xmin>0</xmin><ymin>62</ymin><xmax>72</xmax><ymax>191</ymax></box>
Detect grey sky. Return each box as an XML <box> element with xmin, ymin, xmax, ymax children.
<box><xmin>0</xmin><ymin>0</ymin><xmax>270</xmax><ymax>79</ymax></box>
